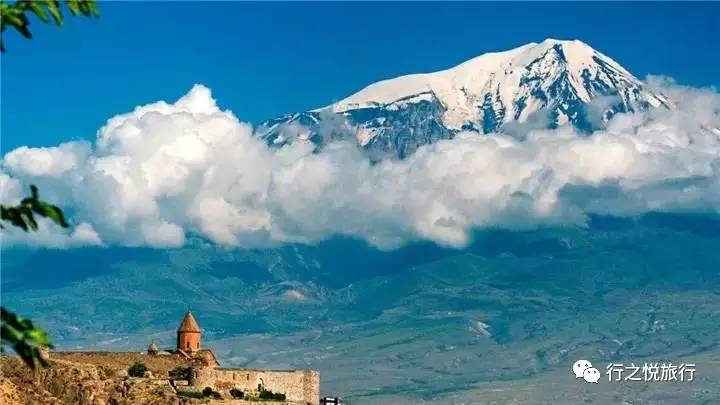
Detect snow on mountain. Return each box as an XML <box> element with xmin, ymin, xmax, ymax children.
<box><xmin>259</xmin><ymin>39</ymin><xmax>671</xmax><ymax>158</ymax></box>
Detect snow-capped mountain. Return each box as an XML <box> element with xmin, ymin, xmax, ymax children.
<box><xmin>259</xmin><ymin>39</ymin><xmax>670</xmax><ymax>158</ymax></box>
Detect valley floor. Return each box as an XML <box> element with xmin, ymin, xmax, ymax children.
<box><xmin>364</xmin><ymin>348</ymin><xmax>720</xmax><ymax>404</ymax></box>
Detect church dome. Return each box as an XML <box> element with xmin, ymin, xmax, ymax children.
<box><xmin>177</xmin><ymin>311</ymin><xmax>201</xmax><ymax>333</ymax></box>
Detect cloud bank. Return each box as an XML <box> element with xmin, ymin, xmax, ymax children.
<box><xmin>2</xmin><ymin>79</ymin><xmax>719</xmax><ymax>249</ymax></box>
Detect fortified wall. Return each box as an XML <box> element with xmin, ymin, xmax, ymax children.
<box><xmin>191</xmin><ymin>368</ymin><xmax>320</xmax><ymax>404</ymax></box>
<box><xmin>50</xmin><ymin>351</ymin><xmax>188</xmax><ymax>375</ymax></box>
<box><xmin>29</xmin><ymin>312</ymin><xmax>321</xmax><ymax>404</ymax></box>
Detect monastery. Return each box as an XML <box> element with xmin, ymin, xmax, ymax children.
<box><xmin>47</xmin><ymin>312</ymin><xmax>320</xmax><ymax>404</ymax></box>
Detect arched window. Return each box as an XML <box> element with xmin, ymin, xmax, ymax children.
<box><xmin>196</xmin><ymin>342</ymin><xmax>199</xmax><ymax>349</ymax></box>
<box><xmin>186</xmin><ymin>341</ymin><xmax>190</xmax><ymax>349</ymax></box>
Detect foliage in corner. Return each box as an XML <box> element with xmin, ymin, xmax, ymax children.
<box><xmin>0</xmin><ymin>307</ymin><xmax>53</xmax><ymax>368</ymax></box>
<box><xmin>0</xmin><ymin>185</ymin><xmax>69</xmax><ymax>231</ymax></box>
<box><xmin>1</xmin><ymin>185</ymin><xmax>69</xmax><ymax>369</ymax></box>
<box><xmin>0</xmin><ymin>0</ymin><xmax>99</xmax><ymax>52</ymax></box>
<box><xmin>1</xmin><ymin>0</ymin><xmax>98</xmax><ymax>371</ymax></box>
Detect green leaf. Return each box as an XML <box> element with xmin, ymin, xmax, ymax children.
<box><xmin>2</xmin><ymin>185</ymin><xmax>69</xmax><ymax>231</ymax></box>
<box><xmin>26</xmin><ymin>328</ymin><xmax>53</xmax><ymax>347</ymax></box>
<box><xmin>34</xmin><ymin>201</ymin><xmax>69</xmax><ymax>228</ymax></box>
<box><xmin>30</xmin><ymin>184</ymin><xmax>39</xmax><ymax>199</ymax></box>
<box><xmin>47</xmin><ymin>0</ymin><xmax>64</xmax><ymax>25</ymax></box>
<box><xmin>20</xmin><ymin>209</ymin><xmax>39</xmax><ymax>231</ymax></box>
<box><xmin>1</xmin><ymin>307</ymin><xmax>53</xmax><ymax>369</ymax></box>
<box><xmin>2</xmin><ymin>9</ymin><xmax>33</xmax><ymax>39</ymax></box>
<box><xmin>0</xmin><ymin>0</ymin><xmax>98</xmax><ymax>52</ymax></box>
<box><xmin>22</xmin><ymin>1</ymin><xmax>50</xmax><ymax>23</ymax></box>
<box><xmin>65</xmin><ymin>0</ymin><xmax>79</xmax><ymax>16</ymax></box>
<box><xmin>1</xmin><ymin>206</ymin><xmax>30</xmax><ymax>231</ymax></box>
<box><xmin>67</xmin><ymin>0</ymin><xmax>98</xmax><ymax>17</ymax></box>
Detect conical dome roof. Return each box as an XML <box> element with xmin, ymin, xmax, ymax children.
<box><xmin>148</xmin><ymin>340</ymin><xmax>158</xmax><ymax>352</ymax></box>
<box><xmin>177</xmin><ymin>311</ymin><xmax>201</xmax><ymax>333</ymax></box>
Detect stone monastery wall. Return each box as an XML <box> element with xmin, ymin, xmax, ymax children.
<box><xmin>51</xmin><ymin>351</ymin><xmax>187</xmax><ymax>375</ymax></box>
<box><xmin>192</xmin><ymin>367</ymin><xmax>320</xmax><ymax>405</ymax></box>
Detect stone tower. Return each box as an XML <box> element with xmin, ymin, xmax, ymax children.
<box><xmin>177</xmin><ymin>311</ymin><xmax>201</xmax><ymax>354</ymax></box>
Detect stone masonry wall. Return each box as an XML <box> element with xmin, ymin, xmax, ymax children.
<box><xmin>192</xmin><ymin>368</ymin><xmax>320</xmax><ymax>405</ymax></box>
<box><xmin>51</xmin><ymin>352</ymin><xmax>188</xmax><ymax>376</ymax></box>
<box><xmin>46</xmin><ymin>351</ymin><xmax>320</xmax><ymax>404</ymax></box>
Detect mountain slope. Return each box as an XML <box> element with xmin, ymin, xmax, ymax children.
<box><xmin>259</xmin><ymin>39</ymin><xmax>670</xmax><ymax>158</ymax></box>
<box><xmin>3</xmin><ymin>214</ymin><xmax>720</xmax><ymax>401</ymax></box>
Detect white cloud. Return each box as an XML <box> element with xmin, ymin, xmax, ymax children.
<box><xmin>0</xmin><ymin>217</ymin><xmax>103</xmax><ymax>249</ymax></box>
<box><xmin>2</xmin><ymin>82</ymin><xmax>719</xmax><ymax>250</ymax></box>
<box><xmin>4</xmin><ymin>142</ymin><xmax>90</xmax><ymax>178</ymax></box>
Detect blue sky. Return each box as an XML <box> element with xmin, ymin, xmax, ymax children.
<box><xmin>2</xmin><ymin>1</ymin><xmax>719</xmax><ymax>151</ymax></box>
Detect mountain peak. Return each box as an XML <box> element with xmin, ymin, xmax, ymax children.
<box><xmin>260</xmin><ymin>40</ymin><xmax>670</xmax><ymax>158</ymax></box>
<box><xmin>538</xmin><ymin>37</ymin><xmax>589</xmax><ymax>46</ymax></box>
<box><xmin>532</xmin><ymin>38</ymin><xmax>596</xmax><ymax>55</ymax></box>
<box><xmin>331</xmin><ymin>39</ymin><xmax>644</xmax><ymax>113</ymax></box>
